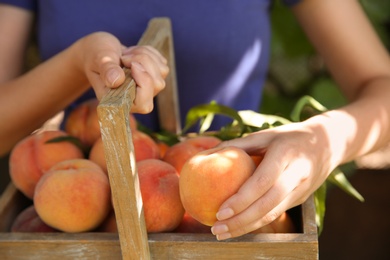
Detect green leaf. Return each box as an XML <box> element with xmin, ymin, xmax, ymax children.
<box><xmin>151</xmin><ymin>131</ymin><xmax>181</xmax><ymax>147</ymax></box>
<box><xmin>45</xmin><ymin>135</ymin><xmax>89</xmax><ymax>156</ymax></box>
<box><xmin>182</xmin><ymin>102</ymin><xmax>244</xmax><ymax>135</ymax></box>
<box><xmin>238</xmin><ymin>110</ymin><xmax>291</xmax><ymax>128</ymax></box>
<box><xmin>199</xmin><ymin>113</ymin><xmax>215</xmax><ymax>134</ymax></box>
<box><xmin>327</xmin><ymin>167</ymin><xmax>365</xmax><ymax>203</ymax></box>
<box><xmin>290</xmin><ymin>95</ymin><xmax>328</xmax><ymax>122</ymax></box>
<box><xmin>314</xmin><ymin>182</ymin><xmax>327</xmax><ymax>235</ymax></box>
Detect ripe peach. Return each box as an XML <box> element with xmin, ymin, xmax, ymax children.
<box><xmin>132</xmin><ymin>130</ymin><xmax>160</xmax><ymax>162</ymax></box>
<box><xmin>179</xmin><ymin>146</ymin><xmax>256</xmax><ymax>226</ymax></box>
<box><xmin>65</xmin><ymin>98</ymin><xmax>101</xmax><ymax>148</ymax></box>
<box><xmin>96</xmin><ymin>210</ymin><xmax>117</xmax><ymax>232</ymax></box>
<box><xmin>9</xmin><ymin>130</ymin><xmax>84</xmax><ymax>198</ymax></box>
<box><xmin>251</xmin><ymin>212</ymin><xmax>296</xmax><ymax>234</ymax></box>
<box><xmin>163</xmin><ymin>136</ymin><xmax>221</xmax><ymax>174</ymax></box>
<box><xmin>34</xmin><ymin>159</ymin><xmax>111</xmax><ymax>233</ymax></box>
<box><xmin>89</xmin><ymin>137</ymin><xmax>107</xmax><ymax>174</ymax></box>
<box><xmin>174</xmin><ymin>212</ymin><xmax>211</xmax><ymax>233</ymax></box>
<box><xmin>137</xmin><ymin>159</ymin><xmax>185</xmax><ymax>233</ymax></box>
<box><xmin>89</xmin><ymin>131</ymin><xmax>160</xmax><ymax>173</ymax></box>
<box><xmin>11</xmin><ymin>205</ymin><xmax>59</xmax><ymax>233</ymax></box>
<box><xmin>251</xmin><ymin>154</ymin><xmax>264</xmax><ymax>167</ymax></box>
<box><xmin>156</xmin><ymin>141</ymin><xmax>169</xmax><ymax>158</ymax></box>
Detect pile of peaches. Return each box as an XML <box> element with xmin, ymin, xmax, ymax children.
<box><xmin>9</xmin><ymin>98</ymin><xmax>295</xmax><ymax>235</ymax></box>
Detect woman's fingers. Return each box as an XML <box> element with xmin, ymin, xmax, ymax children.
<box><xmin>211</xmin><ymin>157</ymin><xmax>312</xmax><ymax>240</ymax></box>
<box><xmin>121</xmin><ymin>45</ymin><xmax>169</xmax><ymax>113</ymax></box>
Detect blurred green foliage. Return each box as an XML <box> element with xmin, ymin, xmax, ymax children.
<box><xmin>261</xmin><ymin>0</ymin><xmax>390</xmax><ymax>116</ymax></box>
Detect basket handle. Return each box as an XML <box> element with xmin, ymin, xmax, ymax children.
<box><xmin>97</xmin><ymin>17</ymin><xmax>178</xmax><ymax>260</ymax></box>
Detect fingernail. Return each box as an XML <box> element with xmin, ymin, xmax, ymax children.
<box><xmin>216</xmin><ymin>233</ymin><xmax>232</xmax><ymax>241</ymax></box>
<box><xmin>107</xmin><ymin>69</ymin><xmax>120</xmax><ymax>87</ymax></box>
<box><xmin>216</xmin><ymin>207</ymin><xmax>234</xmax><ymax>220</ymax></box>
<box><xmin>211</xmin><ymin>224</ymin><xmax>228</xmax><ymax>235</ymax></box>
<box><xmin>131</xmin><ymin>61</ymin><xmax>146</xmax><ymax>72</ymax></box>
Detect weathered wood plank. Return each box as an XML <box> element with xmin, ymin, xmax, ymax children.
<box><xmin>97</xmin><ymin>17</ymin><xmax>179</xmax><ymax>260</ymax></box>
<box><xmin>0</xmin><ymin>232</ymin><xmax>317</xmax><ymax>260</ymax></box>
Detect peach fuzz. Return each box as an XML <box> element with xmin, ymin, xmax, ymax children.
<box><xmin>11</xmin><ymin>205</ymin><xmax>59</xmax><ymax>233</ymax></box>
<box><xmin>34</xmin><ymin>159</ymin><xmax>111</xmax><ymax>233</ymax></box>
<box><xmin>9</xmin><ymin>130</ymin><xmax>84</xmax><ymax>199</ymax></box>
<box><xmin>163</xmin><ymin>136</ymin><xmax>221</xmax><ymax>174</ymax></box>
<box><xmin>137</xmin><ymin>159</ymin><xmax>185</xmax><ymax>233</ymax></box>
<box><xmin>65</xmin><ymin>98</ymin><xmax>101</xmax><ymax>148</ymax></box>
<box><xmin>89</xmin><ymin>137</ymin><xmax>107</xmax><ymax>174</ymax></box>
<box><xmin>132</xmin><ymin>130</ymin><xmax>160</xmax><ymax>162</ymax></box>
<box><xmin>179</xmin><ymin>146</ymin><xmax>256</xmax><ymax>226</ymax></box>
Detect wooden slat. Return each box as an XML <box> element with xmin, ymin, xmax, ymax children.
<box><xmin>97</xmin><ymin>17</ymin><xmax>178</xmax><ymax>260</ymax></box>
<box><xmin>137</xmin><ymin>18</ymin><xmax>181</xmax><ymax>134</ymax></box>
<box><xmin>0</xmin><ymin>232</ymin><xmax>317</xmax><ymax>260</ymax></box>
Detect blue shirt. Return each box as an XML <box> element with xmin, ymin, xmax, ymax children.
<box><xmin>1</xmin><ymin>0</ymin><xmax>299</xmax><ymax>131</ymax></box>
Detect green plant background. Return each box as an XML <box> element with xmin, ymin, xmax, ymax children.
<box><xmin>262</xmin><ymin>0</ymin><xmax>390</xmax><ymax>117</ymax></box>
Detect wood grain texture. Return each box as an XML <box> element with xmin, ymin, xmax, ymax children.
<box><xmin>97</xmin><ymin>17</ymin><xmax>179</xmax><ymax>260</ymax></box>
<box><xmin>138</xmin><ymin>18</ymin><xmax>181</xmax><ymax>134</ymax></box>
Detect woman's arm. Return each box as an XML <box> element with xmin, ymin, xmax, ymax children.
<box><xmin>211</xmin><ymin>0</ymin><xmax>390</xmax><ymax>240</ymax></box>
<box><xmin>0</xmin><ymin>4</ymin><xmax>34</xmax><ymax>81</ymax></box>
<box><xmin>0</xmin><ymin>5</ymin><xmax>168</xmax><ymax>156</ymax></box>
<box><xmin>292</xmin><ymin>0</ymin><xmax>390</xmax><ymax>164</ymax></box>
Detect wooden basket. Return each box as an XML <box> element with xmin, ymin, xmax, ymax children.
<box><xmin>0</xmin><ymin>18</ymin><xmax>318</xmax><ymax>259</ymax></box>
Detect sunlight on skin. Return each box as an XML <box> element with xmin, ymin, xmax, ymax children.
<box><xmin>312</xmin><ymin>105</ymin><xmax>388</xmax><ymax>167</ymax></box>
<box><xmin>211</xmin><ymin>96</ymin><xmax>390</xmax><ymax>240</ymax></box>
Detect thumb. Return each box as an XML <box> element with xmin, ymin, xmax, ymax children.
<box><xmin>100</xmin><ymin>60</ymin><xmax>126</xmax><ymax>88</ymax></box>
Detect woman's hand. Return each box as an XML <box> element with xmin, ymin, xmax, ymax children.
<box><xmin>210</xmin><ymin>121</ymin><xmax>336</xmax><ymax>240</ymax></box>
<box><xmin>76</xmin><ymin>32</ymin><xmax>169</xmax><ymax>113</ymax></box>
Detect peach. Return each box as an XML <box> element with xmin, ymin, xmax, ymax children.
<box><xmin>137</xmin><ymin>159</ymin><xmax>185</xmax><ymax>233</ymax></box>
<box><xmin>96</xmin><ymin>210</ymin><xmax>117</xmax><ymax>232</ymax></box>
<box><xmin>89</xmin><ymin>131</ymin><xmax>160</xmax><ymax>173</ymax></box>
<box><xmin>11</xmin><ymin>205</ymin><xmax>59</xmax><ymax>233</ymax></box>
<box><xmin>163</xmin><ymin>136</ymin><xmax>221</xmax><ymax>174</ymax></box>
<box><xmin>156</xmin><ymin>141</ymin><xmax>169</xmax><ymax>158</ymax></box>
<box><xmin>251</xmin><ymin>212</ymin><xmax>296</xmax><ymax>234</ymax></box>
<box><xmin>251</xmin><ymin>154</ymin><xmax>264</xmax><ymax>167</ymax></box>
<box><xmin>179</xmin><ymin>146</ymin><xmax>256</xmax><ymax>226</ymax></box>
<box><xmin>132</xmin><ymin>130</ymin><xmax>160</xmax><ymax>162</ymax></box>
<box><xmin>65</xmin><ymin>98</ymin><xmax>101</xmax><ymax>148</ymax></box>
<box><xmin>89</xmin><ymin>137</ymin><xmax>107</xmax><ymax>174</ymax></box>
<box><xmin>9</xmin><ymin>130</ymin><xmax>84</xmax><ymax>199</ymax></box>
<box><xmin>174</xmin><ymin>212</ymin><xmax>211</xmax><ymax>234</ymax></box>
<box><xmin>34</xmin><ymin>159</ymin><xmax>111</xmax><ymax>233</ymax></box>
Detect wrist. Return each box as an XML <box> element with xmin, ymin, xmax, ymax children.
<box><xmin>303</xmin><ymin>110</ymin><xmax>355</xmax><ymax>168</ymax></box>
